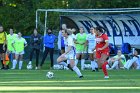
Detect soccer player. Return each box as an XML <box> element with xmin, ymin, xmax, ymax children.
<box><xmin>28</xmin><ymin>28</ymin><xmax>42</xmax><ymax>70</ymax></box>
<box><xmin>7</xmin><ymin>28</ymin><xmax>17</xmax><ymax>64</ymax></box>
<box><xmin>124</xmin><ymin>49</ymin><xmax>140</xmax><ymax>70</ymax></box>
<box><xmin>0</xmin><ymin>25</ymin><xmax>7</xmax><ymax>69</ymax></box>
<box><xmin>11</xmin><ymin>32</ymin><xmax>27</xmax><ymax>69</ymax></box>
<box><xmin>86</xmin><ymin>27</ymin><xmax>98</xmax><ymax>71</ymax></box>
<box><xmin>75</xmin><ymin>27</ymin><xmax>87</xmax><ymax>70</ymax></box>
<box><xmin>57</xmin><ymin>29</ymin><xmax>83</xmax><ymax>78</ymax></box>
<box><xmin>94</xmin><ymin>26</ymin><xmax>110</xmax><ymax>79</ymax></box>
<box><xmin>57</xmin><ymin>24</ymin><xmax>67</xmax><ymax>55</ymax></box>
<box><xmin>108</xmin><ymin>50</ymin><xmax>126</xmax><ymax>70</ymax></box>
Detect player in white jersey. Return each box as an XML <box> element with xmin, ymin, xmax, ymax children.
<box><xmin>86</xmin><ymin>27</ymin><xmax>98</xmax><ymax>71</ymax></box>
<box><xmin>57</xmin><ymin>29</ymin><xmax>83</xmax><ymax>78</ymax></box>
<box><xmin>124</xmin><ymin>49</ymin><xmax>140</xmax><ymax>70</ymax></box>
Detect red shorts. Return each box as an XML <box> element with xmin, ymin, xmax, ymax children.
<box><xmin>96</xmin><ymin>50</ymin><xmax>109</xmax><ymax>59</ymax></box>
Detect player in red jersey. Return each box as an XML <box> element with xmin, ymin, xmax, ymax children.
<box><xmin>94</xmin><ymin>26</ymin><xmax>110</xmax><ymax>79</ymax></box>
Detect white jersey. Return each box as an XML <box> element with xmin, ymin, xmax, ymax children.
<box><xmin>86</xmin><ymin>33</ymin><xmax>96</xmax><ymax>49</ymax></box>
<box><xmin>64</xmin><ymin>36</ymin><xmax>76</xmax><ymax>55</ymax></box>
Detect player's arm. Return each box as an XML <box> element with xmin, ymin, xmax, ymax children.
<box><xmin>24</xmin><ymin>39</ymin><xmax>28</xmax><ymax>47</ymax></box>
<box><xmin>11</xmin><ymin>41</ymin><xmax>15</xmax><ymax>51</ymax></box>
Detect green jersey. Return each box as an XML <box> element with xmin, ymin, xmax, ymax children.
<box><xmin>75</xmin><ymin>33</ymin><xmax>87</xmax><ymax>51</ymax></box>
<box><xmin>13</xmin><ymin>37</ymin><xmax>27</xmax><ymax>53</ymax></box>
<box><xmin>7</xmin><ymin>34</ymin><xmax>17</xmax><ymax>52</ymax></box>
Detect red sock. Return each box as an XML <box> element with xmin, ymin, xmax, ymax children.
<box><xmin>102</xmin><ymin>62</ymin><xmax>108</xmax><ymax>76</ymax></box>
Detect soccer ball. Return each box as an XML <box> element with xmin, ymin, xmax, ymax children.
<box><xmin>27</xmin><ymin>64</ymin><xmax>32</xmax><ymax>70</ymax></box>
<box><xmin>46</xmin><ymin>71</ymin><xmax>54</xmax><ymax>79</ymax></box>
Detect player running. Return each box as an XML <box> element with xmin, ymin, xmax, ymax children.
<box><xmin>94</xmin><ymin>26</ymin><xmax>110</xmax><ymax>79</ymax></box>
<box><xmin>11</xmin><ymin>32</ymin><xmax>27</xmax><ymax>69</ymax></box>
<box><xmin>57</xmin><ymin>29</ymin><xmax>83</xmax><ymax>78</ymax></box>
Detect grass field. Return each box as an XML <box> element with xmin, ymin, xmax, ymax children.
<box><xmin>0</xmin><ymin>69</ymin><xmax>140</xmax><ymax>93</ymax></box>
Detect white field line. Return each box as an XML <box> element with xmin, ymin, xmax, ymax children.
<box><xmin>0</xmin><ymin>86</ymin><xmax>140</xmax><ymax>91</ymax></box>
<box><xmin>1</xmin><ymin>79</ymin><xmax>139</xmax><ymax>84</ymax></box>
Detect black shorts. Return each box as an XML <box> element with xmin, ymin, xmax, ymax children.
<box><xmin>61</xmin><ymin>47</ymin><xmax>65</xmax><ymax>50</ymax></box>
<box><xmin>0</xmin><ymin>44</ymin><xmax>7</xmax><ymax>53</ymax></box>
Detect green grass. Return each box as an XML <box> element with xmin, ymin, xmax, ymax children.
<box><xmin>0</xmin><ymin>69</ymin><xmax>140</xmax><ymax>93</ymax></box>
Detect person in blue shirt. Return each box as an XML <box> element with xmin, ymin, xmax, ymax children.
<box><xmin>39</xmin><ymin>28</ymin><xmax>56</xmax><ymax>69</ymax></box>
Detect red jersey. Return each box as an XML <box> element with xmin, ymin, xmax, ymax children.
<box><xmin>96</xmin><ymin>33</ymin><xmax>109</xmax><ymax>51</ymax></box>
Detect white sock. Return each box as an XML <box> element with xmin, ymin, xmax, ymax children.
<box><xmin>19</xmin><ymin>61</ymin><xmax>23</xmax><ymax>70</ymax></box>
<box><xmin>94</xmin><ymin>61</ymin><xmax>98</xmax><ymax>68</ymax></box>
<box><xmin>91</xmin><ymin>61</ymin><xmax>95</xmax><ymax>70</ymax></box>
<box><xmin>75</xmin><ymin>59</ymin><xmax>78</xmax><ymax>66</ymax></box>
<box><xmin>29</xmin><ymin>61</ymin><xmax>32</xmax><ymax>65</ymax></box>
<box><xmin>81</xmin><ymin>59</ymin><xmax>85</xmax><ymax>70</ymax></box>
<box><xmin>12</xmin><ymin>59</ymin><xmax>17</xmax><ymax>69</ymax></box>
<box><xmin>59</xmin><ymin>62</ymin><xmax>68</xmax><ymax>67</ymax></box>
<box><xmin>67</xmin><ymin>60</ymin><xmax>70</xmax><ymax>64</ymax></box>
<box><xmin>111</xmin><ymin>61</ymin><xmax>119</xmax><ymax>69</ymax></box>
<box><xmin>72</xmin><ymin>66</ymin><xmax>82</xmax><ymax>77</ymax></box>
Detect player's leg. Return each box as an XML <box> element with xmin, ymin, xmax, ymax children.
<box><xmin>49</xmin><ymin>48</ymin><xmax>54</xmax><ymax>69</ymax></box>
<box><xmin>69</xmin><ymin>59</ymin><xmax>83</xmax><ymax>78</ymax></box>
<box><xmin>39</xmin><ymin>47</ymin><xmax>49</xmax><ymax>68</ymax></box>
<box><xmin>75</xmin><ymin>51</ymin><xmax>81</xmax><ymax>66</ymax></box>
<box><xmin>35</xmin><ymin>49</ymin><xmax>40</xmax><ymax>69</ymax></box>
<box><xmin>11</xmin><ymin>53</ymin><xmax>19</xmax><ymax>69</ymax></box>
<box><xmin>57</xmin><ymin>54</ymin><xmax>68</xmax><ymax>67</ymax></box>
<box><xmin>19</xmin><ymin>53</ymin><xmax>24</xmax><ymax>70</ymax></box>
<box><xmin>81</xmin><ymin>52</ymin><xmax>85</xmax><ymax>70</ymax></box>
<box><xmin>100</xmin><ymin>53</ymin><xmax>109</xmax><ymax>78</ymax></box>
<box><xmin>28</xmin><ymin>48</ymin><xmax>35</xmax><ymax>65</ymax></box>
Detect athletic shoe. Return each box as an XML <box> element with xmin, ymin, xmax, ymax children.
<box><xmin>104</xmin><ymin>76</ymin><xmax>109</xmax><ymax>79</ymax></box>
<box><xmin>79</xmin><ymin>76</ymin><xmax>84</xmax><ymax>78</ymax></box>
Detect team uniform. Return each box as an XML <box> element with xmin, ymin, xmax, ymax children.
<box><xmin>11</xmin><ymin>37</ymin><xmax>27</xmax><ymax>69</ymax></box>
<box><xmin>86</xmin><ymin>33</ymin><xmax>98</xmax><ymax>71</ymax></box>
<box><xmin>96</xmin><ymin>33</ymin><xmax>109</xmax><ymax>58</ymax></box>
<box><xmin>12</xmin><ymin>37</ymin><xmax>27</xmax><ymax>55</ymax></box>
<box><xmin>109</xmin><ymin>54</ymin><xmax>126</xmax><ymax>69</ymax></box>
<box><xmin>75</xmin><ymin>33</ymin><xmax>87</xmax><ymax>53</ymax></box>
<box><xmin>124</xmin><ymin>55</ymin><xmax>140</xmax><ymax>70</ymax></box>
<box><xmin>64</xmin><ymin>36</ymin><xmax>76</xmax><ymax>60</ymax></box>
<box><xmin>7</xmin><ymin>33</ymin><xmax>17</xmax><ymax>53</ymax></box>
<box><xmin>0</xmin><ymin>31</ymin><xmax>7</xmax><ymax>53</ymax></box>
<box><xmin>86</xmin><ymin>33</ymin><xmax>96</xmax><ymax>53</ymax></box>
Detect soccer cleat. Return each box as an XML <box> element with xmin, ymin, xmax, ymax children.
<box><xmin>67</xmin><ymin>64</ymin><xmax>73</xmax><ymax>71</ymax></box>
<box><xmin>104</xmin><ymin>76</ymin><xmax>109</xmax><ymax>79</ymax></box>
<box><xmin>79</xmin><ymin>76</ymin><xmax>84</xmax><ymax>78</ymax></box>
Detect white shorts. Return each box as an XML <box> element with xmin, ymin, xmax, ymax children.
<box><xmin>15</xmin><ymin>51</ymin><xmax>25</xmax><ymax>55</ymax></box>
<box><xmin>65</xmin><ymin>53</ymin><xmax>76</xmax><ymax>60</ymax></box>
<box><xmin>76</xmin><ymin>50</ymin><xmax>87</xmax><ymax>54</ymax></box>
<box><xmin>88</xmin><ymin>48</ymin><xmax>96</xmax><ymax>54</ymax></box>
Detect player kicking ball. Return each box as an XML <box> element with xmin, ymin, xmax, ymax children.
<box><xmin>57</xmin><ymin>29</ymin><xmax>83</xmax><ymax>78</ymax></box>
